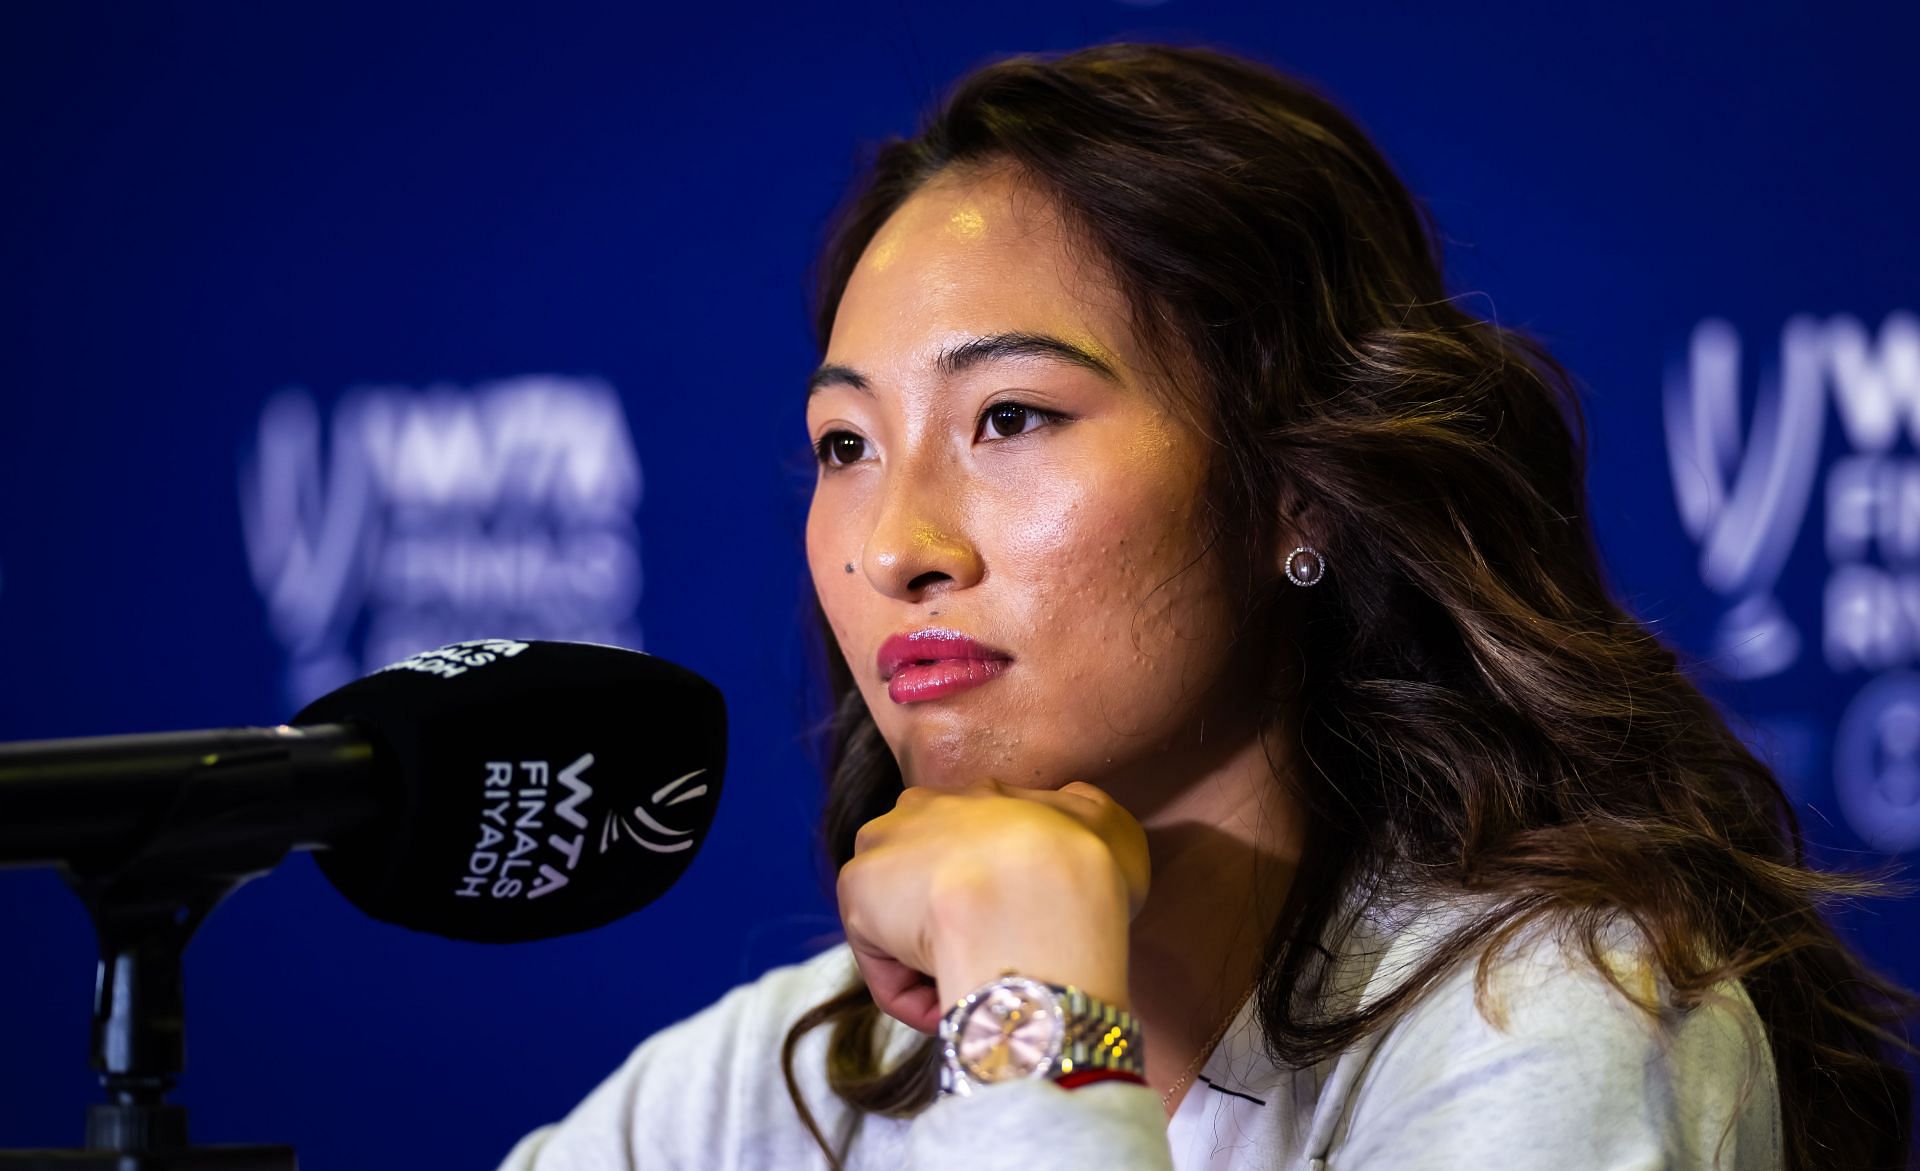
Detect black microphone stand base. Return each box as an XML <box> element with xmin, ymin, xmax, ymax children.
<box><xmin>0</xmin><ymin>1146</ymin><xmax>297</xmax><ymax>1170</ymax></box>
<box><xmin>0</xmin><ymin>809</ymin><xmax>301</xmax><ymax>1171</ymax></box>
<box><xmin>0</xmin><ymin>1103</ymin><xmax>297</xmax><ymax>1170</ymax></box>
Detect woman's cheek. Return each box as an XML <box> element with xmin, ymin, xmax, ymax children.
<box><xmin>803</xmin><ymin>496</ymin><xmax>844</xmax><ymax>597</ymax></box>
<box><xmin>985</xmin><ymin>473</ymin><xmax>1081</xmax><ymax>566</ymax></box>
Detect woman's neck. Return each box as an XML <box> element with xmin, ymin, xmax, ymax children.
<box><xmin>1102</xmin><ymin>719</ymin><xmax>1306</xmax><ymax>1118</ymax></box>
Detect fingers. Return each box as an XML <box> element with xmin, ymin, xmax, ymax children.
<box><xmin>998</xmin><ymin>779</ymin><xmax>1117</xmax><ymax>839</ymax></box>
<box><xmin>856</xmin><ymin>779</ymin><xmax>1012</xmax><ymax>854</ymax></box>
<box><xmin>1008</xmin><ymin>777</ymin><xmax>1108</xmax><ymax>813</ymax></box>
<box><xmin>1057</xmin><ymin>779</ymin><xmax>1108</xmax><ymax>805</ymax></box>
<box><xmin>853</xmin><ymin>782</ymin><xmax>967</xmax><ymax>854</ymax></box>
<box><xmin>849</xmin><ymin>939</ymin><xmax>945</xmax><ymax>1035</ymax></box>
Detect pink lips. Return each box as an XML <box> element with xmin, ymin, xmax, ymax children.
<box><xmin>877</xmin><ymin>629</ymin><xmax>1013</xmax><ymax>704</ymax></box>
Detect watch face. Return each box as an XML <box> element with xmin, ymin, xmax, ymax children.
<box><xmin>951</xmin><ymin>978</ymin><xmax>1062</xmax><ymax>1085</ymax></box>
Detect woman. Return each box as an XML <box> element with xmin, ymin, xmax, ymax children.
<box><xmin>498</xmin><ymin>41</ymin><xmax>1914</xmax><ymax>1171</ymax></box>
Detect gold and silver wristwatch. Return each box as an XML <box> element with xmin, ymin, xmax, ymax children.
<box><xmin>936</xmin><ymin>971</ymin><xmax>1145</xmax><ymax>1097</ymax></box>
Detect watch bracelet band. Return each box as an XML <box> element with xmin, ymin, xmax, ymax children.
<box><xmin>1053</xmin><ymin>982</ymin><xmax>1145</xmax><ymax>1077</ymax></box>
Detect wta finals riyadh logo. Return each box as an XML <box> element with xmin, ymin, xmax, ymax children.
<box><xmin>240</xmin><ymin>376</ymin><xmax>644</xmax><ymax>707</ymax></box>
<box><xmin>1663</xmin><ymin>310</ymin><xmax>1920</xmax><ymax>850</ymax></box>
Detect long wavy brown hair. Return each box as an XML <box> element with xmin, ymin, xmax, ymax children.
<box><xmin>778</xmin><ymin>40</ymin><xmax>1917</xmax><ymax>1171</ymax></box>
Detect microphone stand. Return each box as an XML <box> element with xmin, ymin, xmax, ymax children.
<box><xmin>0</xmin><ymin>867</ymin><xmax>298</xmax><ymax>1169</ymax></box>
<box><xmin>0</xmin><ymin>729</ymin><xmax>370</xmax><ymax>1169</ymax></box>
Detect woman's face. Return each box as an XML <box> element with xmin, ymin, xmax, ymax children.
<box><xmin>805</xmin><ymin>166</ymin><xmax>1275</xmax><ymax>800</ymax></box>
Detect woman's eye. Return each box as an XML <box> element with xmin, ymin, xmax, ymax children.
<box><xmin>978</xmin><ymin>401</ymin><xmax>1059</xmax><ymax>441</ymax></box>
<box><xmin>813</xmin><ymin>431</ymin><xmax>869</xmax><ymax>467</ymax></box>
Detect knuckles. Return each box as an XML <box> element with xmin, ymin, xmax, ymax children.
<box><xmin>847</xmin><ymin>779</ymin><xmax>1142</xmax><ymax>900</ymax></box>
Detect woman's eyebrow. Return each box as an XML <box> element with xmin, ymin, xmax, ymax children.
<box><xmin>806</xmin><ymin>331</ymin><xmax>1122</xmax><ymax>401</ymax></box>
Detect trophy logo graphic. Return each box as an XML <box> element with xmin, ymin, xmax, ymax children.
<box><xmin>1662</xmin><ymin>317</ymin><xmax>1827</xmax><ymax>679</ymax></box>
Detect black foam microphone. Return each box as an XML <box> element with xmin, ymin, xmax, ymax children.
<box><xmin>0</xmin><ymin>639</ymin><xmax>726</xmax><ymax>943</ymax></box>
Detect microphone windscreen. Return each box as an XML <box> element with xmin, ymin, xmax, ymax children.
<box><xmin>294</xmin><ymin>639</ymin><xmax>725</xmax><ymax>943</ymax></box>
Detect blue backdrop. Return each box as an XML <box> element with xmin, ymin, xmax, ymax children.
<box><xmin>2</xmin><ymin>2</ymin><xmax>1916</xmax><ymax>1166</ymax></box>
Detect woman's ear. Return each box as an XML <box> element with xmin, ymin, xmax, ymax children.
<box><xmin>1268</xmin><ymin>490</ymin><xmax>1328</xmax><ymax>584</ymax></box>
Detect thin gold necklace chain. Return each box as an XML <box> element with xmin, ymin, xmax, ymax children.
<box><xmin>1160</xmin><ymin>979</ymin><xmax>1260</xmax><ymax>1108</ymax></box>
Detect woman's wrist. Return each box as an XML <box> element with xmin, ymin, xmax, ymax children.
<box><xmin>927</xmin><ymin>845</ymin><xmax>1132</xmax><ymax>1013</ymax></box>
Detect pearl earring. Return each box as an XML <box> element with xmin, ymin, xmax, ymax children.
<box><xmin>1285</xmin><ymin>545</ymin><xmax>1326</xmax><ymax>587</ymax></box>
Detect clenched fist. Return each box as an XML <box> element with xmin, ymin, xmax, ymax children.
<box><xmin>835</xmin><ymin>778</ymin><xmax>1150</xmax><ymax>1035</ymax></box>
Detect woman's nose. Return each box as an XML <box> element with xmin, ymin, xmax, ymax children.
<box><xmin>860</xmin><ymin>466</ymin><xmax>984</xmax><ymax>601</ymax></box>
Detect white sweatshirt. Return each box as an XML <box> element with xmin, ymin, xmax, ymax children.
<box><xmin>494</xmin><ymin>886</ymin><xmax>1782</xmax><ymax>1171</ymax></box>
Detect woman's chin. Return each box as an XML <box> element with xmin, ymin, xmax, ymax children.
<box><xmin>892</xmin><ymin>741</ymin><xmax>1011</xmax><ymax>791</ymax></box>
